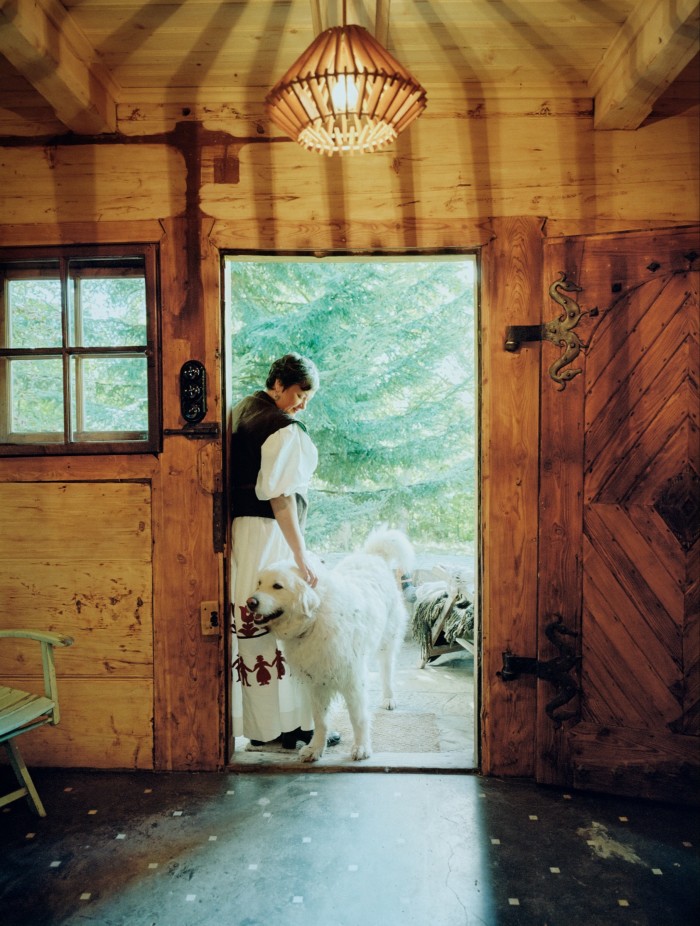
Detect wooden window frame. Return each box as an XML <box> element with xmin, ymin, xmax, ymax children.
<box><xmin>0</xmin><ymin>244</ymin><xmax>162</xmax><ymax>456</ymax></box>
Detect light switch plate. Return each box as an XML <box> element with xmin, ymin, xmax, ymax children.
<box><xmin>200</xmin><ymin>600</ymin><xmax>219</xmax><ymax>636</ymax></box>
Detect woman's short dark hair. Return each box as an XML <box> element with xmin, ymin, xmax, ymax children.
<box><xmin>266</xmin><ymin>353</ymin><xmax>319</xmax><ymax>392</ymax></box>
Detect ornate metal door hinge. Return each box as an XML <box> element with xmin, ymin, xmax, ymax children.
<box><xmin>504</xmin><ymin>272</ymin><xmax>598</xmax><ymax>390</ymax></box>
<box><xmin>498</xmin><ymin>618</ymin><xmax>581</xmax><ymax>727</ymax></box>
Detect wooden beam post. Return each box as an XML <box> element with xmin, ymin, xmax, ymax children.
<box><xmin>480</xmin><ymin>216</ymin><xmax>543</xmax><ymax>777</ymax></box>
<box><xmin>0</xmin><ymin>0</ymin><xmax>118</xmax><ymax>134</ymax></box>
<box><xmin>590</xmin><ymin>0</ymin><xmax>700</xmax><ymax>130</ymax></box>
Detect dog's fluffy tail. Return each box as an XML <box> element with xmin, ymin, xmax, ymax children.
<box><xmin>363</xmin><ymin>527</ymin><xmax>415</xmax><ymax>575</ymax></box>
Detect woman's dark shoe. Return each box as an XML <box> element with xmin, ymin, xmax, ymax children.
<box><xmin>282</xmin><ymin>728</ymin><xmax>341</xmax><ymax>749</ymax></box>
<box><xmin>281</xmin><ymin>727</ymin><xmax>303</xmax><ymax>749</ymax></box>
<box><xmin>249</xmin><ymin>735</ymin><xmax>281</xmax><ymax>747</ymax></box>
<box><xmin>300</xmin><ymin>729</ymin><xmax>342</xmax><ymax>747</ymax></box>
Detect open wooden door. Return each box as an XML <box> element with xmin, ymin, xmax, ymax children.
<box><xmin>536</xmin><ymin>226</ymin><xmax>699</xmax><ymax>804</ymax></box>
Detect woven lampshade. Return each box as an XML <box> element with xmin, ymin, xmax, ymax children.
<box><xmin>265</xmin><ymin>23</ymin><xmax>427</xmax><ymax>156</ymax></box>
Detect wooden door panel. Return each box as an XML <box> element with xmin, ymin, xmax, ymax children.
<box><xmin>625</xmin><ymin>499</ymin><xmax>686</xmax><ymax>588</ymax></box>
<box><xmin>588</xmin><ymin>504</ymin><xmax>684</xmax><ymax>623</ymax></box>
<box><xmin>582</xmin><ymin>534</ymin><xmax>682</xmax><ymax>729</ymax></box>
<box><xmin>585</xmin><ymin>275</ymin><xmax>685</xmax><ymax>388</ymax></box>
<box><xmin>685</xmin><ymin>543</ymin><xmax>700</xmax><ymax>735</ymax></box>
<box><xmin>601</xmin><ymin>394</ymin><xmax>692</xmax><ymax>508</ymax></box>
<box><xmin>537</xmin><ymin>226</ymin><xmax>699</xmax><ymax>804</ymax></box>
<box><xmin>587</xmin><ymin>348</ymin><xmax>690</xmax><ymax>492</ymax></box>
<box><xmin>568</xmin><ymin>721</ymin><xmax>700</xmax><ymax>798</ymax></box>
<box><xmin>583</xmin><ymin>538</ymin><xmax>681</xmax><ymax>697</ymax></box>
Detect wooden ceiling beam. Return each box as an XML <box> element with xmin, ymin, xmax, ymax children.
<box><xmin>0</xmin><ymin>0</ymin><xmax>118</xmax><ymax>134</ymax></box>
<box><xmin>589</xmin><ymin>0</ymin><xmax>700</xmax><ymax>130</ymax></box>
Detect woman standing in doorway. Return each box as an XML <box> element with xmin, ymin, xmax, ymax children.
<box><xmin>229</xmin><ymin>353</ymin><xmax>332</xmax><ymax>749</ymax></box>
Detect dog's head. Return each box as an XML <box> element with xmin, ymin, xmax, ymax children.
<box><xmin>246</xmin><ymin>562</ymin><xmax>321</xmax><ymax>639</ymax></box>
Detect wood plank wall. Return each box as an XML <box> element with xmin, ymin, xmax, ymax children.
<box><xmin>0</xmin><ymin>481</ymin><xmax>154</xmax><ymax>767</ymax></box>
<box><xmin>0</xmin><ymin>98</ymin><xmax>697</xmax><ymax>235</ymax></box>
<box><xmin>0</xmin><ymin>94</ymin><xmax>697</xmax><ymax>772</ymax></box>
<box><xmin>0</xmin><ymin>219</ymin><xmax>224</xmax><ymax>772</ymax></box>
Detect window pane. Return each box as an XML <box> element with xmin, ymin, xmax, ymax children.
<box><xmin>8</xmin><ymin>278</ymin><xmax>62</xmax><ymax>348</ymax></box>
<box><xmin>10</xmin><ymin>358</ymin><xmax>64</xmax><ymax>433</ymax></box>
<box><xmin>1</xmin><ymin>246</ymin><xmax>159</xmax><ymax>455</ymax></box>
<box><xmin>72</xmin><ymin>356</ymin><xmax>149</xmax><ymax>433</ymax></box>
<box><xmin>74</xmin><ymin>277</ymin><xmax>147</xmax><ymax>347</ymax></box>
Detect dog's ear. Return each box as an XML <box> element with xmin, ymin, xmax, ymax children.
<box><xmin>300</xmin><ymin>584</ymin><xmax>320</xmax><ymax>615</ymax></box>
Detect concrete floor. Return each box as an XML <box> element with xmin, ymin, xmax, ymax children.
<box><xmin>3</xmin><ymin>634</ymin><xmax>698</xmax><ymax>925</ymax></box>
<box><xmin>1</xmin><ymin>767</ymin><xmax>698</xmax><ymax>926</ymax></box>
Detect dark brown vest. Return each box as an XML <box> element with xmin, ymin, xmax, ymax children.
<box><xmin>229</xmin><ymin>391</ymin><xmax>308</xmax><ymax>526</ymax></box>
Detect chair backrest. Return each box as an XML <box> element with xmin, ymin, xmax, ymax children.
<box><xmin>0</xmin><ymin>630</ymin><xmax>73</xmax><ymax>723</ymax></box>
<box><xmin>0</xmin><ymin>630</ymin><xmax>73</xmax><ymax>817</ymax></box>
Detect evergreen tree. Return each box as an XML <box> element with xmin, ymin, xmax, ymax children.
<box><xmin>228</xmin><ymin>259</ymin><xmax>476</xmax><ymax>553</ymax></box>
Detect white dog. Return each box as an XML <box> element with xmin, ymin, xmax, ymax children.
<box><xmin>246</xmin><ymin>528</ymin><xmax>414</xmax><ymax>762</ymax></box>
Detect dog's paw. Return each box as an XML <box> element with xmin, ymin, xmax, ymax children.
<box><xmin>299</xmin><ymin>744</ymin><xmax>324</xmax><ymax>763</ymax></box>
<box><xmin>382</xmin><ymin>697</ymin><xmax>397</xmax><ymax>711</ymax></box>
<box><xmin>351</xmin><ymin>743</ymin><xmax>371</xmax><ymax>761</ymax></box>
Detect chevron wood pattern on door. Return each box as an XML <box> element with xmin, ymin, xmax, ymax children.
<box><xmin>537</xmin><ymin>226</ymin><xmax>699</xmax><ymax>804</ymax></box>
<box><xmin>583</xmin><ymin>271</ymin><xmax>699</xmax><ymax>737</ymax></box>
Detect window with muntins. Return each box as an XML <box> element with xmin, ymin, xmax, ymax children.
<box><xmin>0</xmin><ymin>245</ymin><xmax>161</xmax><ymax>455</ymax></box>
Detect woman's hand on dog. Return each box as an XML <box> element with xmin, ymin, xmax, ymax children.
<box><xmin>294</xmin><ymin>551</ymin><xmax>318</xmax><ymax>587</ymax></box>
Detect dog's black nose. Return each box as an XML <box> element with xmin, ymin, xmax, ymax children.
<box><xmin>246</xmin><ymin>596</ymin><xmax>258</xmax><ymax>611</ymax></box>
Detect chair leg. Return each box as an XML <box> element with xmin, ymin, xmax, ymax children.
<box><xmin>5</xmin><ymin>740</ymin><xmax>47</xmax><ymax>817</ymax></box>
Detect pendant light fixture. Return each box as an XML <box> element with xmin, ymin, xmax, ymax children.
<box><xmin>265</xmin><ymin>1</ymin><xmax>427</xmax><ymax>156</ymax></box>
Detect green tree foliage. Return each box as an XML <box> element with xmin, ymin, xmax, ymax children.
<box><xmin>10</xmin><ymin>279</ymin><xmax>63</xmax><ymax>347</ymax></box>
<box><xmin>77</xmin><ymin>278</ymin><xmax>146</xmax><ymax>347</ymax></box>
<box><xmin>6</xmin><ymin>272</ymin><xmax>148</xmax><ymax>435</ymax></box>
<box><xmin>227</xmin><ymin>259</ymin><xmax>476</xmax><ymax>553</ymax></box>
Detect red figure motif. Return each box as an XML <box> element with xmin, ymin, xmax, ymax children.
<box><xmin>231</xmin><ymin>607</ymin><xmax>288</xmax><ymax>688</ymax></box>
<box><xmin>232</xmin><ymin>654</ymin><xmax>251</xmax><ymax>687</ymax></box>
<box><xmin>235</xmin><ymin>602</ymin><xmax>268</xmax><ymax>639</ymax></box>
<box><xmin>269</xmin><ymin>649</ymin><xmax>287</xmax><ymax>680</ymax></box>
<box><xmin>253</xmin><ymin>655</ymin><xmax>272</xmax><ymax>686</ymax></box>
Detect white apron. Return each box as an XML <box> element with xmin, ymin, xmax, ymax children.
<box><xmin>230</xmin><ymin>425</ymin><xmax>316</xmax><ymax>742</ymax></box>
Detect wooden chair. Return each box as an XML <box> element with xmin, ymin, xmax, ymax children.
<box><xmin>0</xmin><ymin>630</ymin><xmax>73</xmax><ymax>817</ymax></box>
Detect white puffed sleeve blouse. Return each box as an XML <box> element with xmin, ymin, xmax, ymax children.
<box><xmin>255</xmin><ymin>424</ymin><xmax>318</xmax><ymax>502</ymax></box>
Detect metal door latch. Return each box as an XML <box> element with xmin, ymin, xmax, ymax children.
<box><xmin>498</xmin><ymin>618</ymin><xmax>581</xmax><ymax>726</ymax></box>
